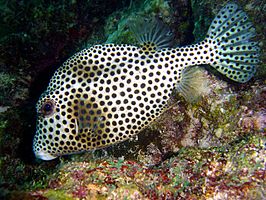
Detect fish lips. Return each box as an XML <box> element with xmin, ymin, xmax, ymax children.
<box><xmin>34</xmin><ymin>150</ymin><xmax>57</xmax><ymax>161</ymax></box>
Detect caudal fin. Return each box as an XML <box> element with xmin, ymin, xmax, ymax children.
<box><xmin>207</xmin><ymin>3</ymin><xmax>260</xmax><ymax>83</ymax></box>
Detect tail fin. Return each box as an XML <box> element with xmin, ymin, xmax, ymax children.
<box><xmin>207</xmin><ymin>3</ymin><xmax>260</xmax><ymax>83</ymax></box>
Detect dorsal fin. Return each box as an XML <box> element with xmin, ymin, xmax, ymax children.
<box><xmin>129</xmin><ymin>17</ymin><xmax>174</xmax><ymax>51</ymax></box>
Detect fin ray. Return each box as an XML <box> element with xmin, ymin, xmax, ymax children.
<box><xmin>129</xmin><ymin>17</ymin><xmax>173</xmax><ymax>50</ymax></box>
<box><xmin>176</xmin><ymin>67</ymin><xmax>209</xmax><ymax>102</ymax></box>
<box><xmin>206</xmin><ymin>3</ymin><xmax>260</xmax><ymax>83</ymax></box>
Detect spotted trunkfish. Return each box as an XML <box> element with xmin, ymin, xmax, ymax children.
<box><xmin>33</xmin><ymin>3</ymin><xmax>260</xmax><ymax>160</ymax></box>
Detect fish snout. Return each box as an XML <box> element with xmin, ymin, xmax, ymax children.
<box><xmin>34</xmin><ymin>150</ymin><xmax>57</xmax><ymax>161</ymax></box>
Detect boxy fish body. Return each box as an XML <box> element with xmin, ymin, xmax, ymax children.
<box><xmin>33</xmin><ymin>3</ymin><xmax>260</xmax><ymax>160</ymax></box>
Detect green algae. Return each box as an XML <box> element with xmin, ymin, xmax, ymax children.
<box><xmin>0</xmin><ymin>119</ymin><xmax>7</xmax><ymax>147</ymax></box>
<box><xmin>0</xmin><ymin>72</ymin><xmax>16</xmax><ymax>105</ymax></box>
<box><xmin>44</xmin><ymin>190</ymin><xmax>73</xmax><ymax>200</ymax></box>
<box><xmin>3</xmin><ymin>128</ymin><xmax>265</xmax><ymax>199</ymax></box>
<box><xmin>23</xmin><ymin>133</ymin><xmax>264</xmax><ymax>199</ymax></box>
<box><xmin>0</xmin><ymin>72</ymin><xmax>16</xmax><ymax>88</ymax></box>
<box><xmin>195</xmin><ymin>94</ymin><xmax>242</xmax><ymax>144</ymax></box>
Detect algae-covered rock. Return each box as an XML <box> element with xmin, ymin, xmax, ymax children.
<box><xmin>8</xmin><ymin>134</ymin><xmax>264</xmax><ymax>199</ymax></box>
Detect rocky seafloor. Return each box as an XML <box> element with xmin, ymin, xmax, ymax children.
<box><xmin>0</xmin><ymin>0</ymin><xmax>265</xmax><ymax>199</ymax></box>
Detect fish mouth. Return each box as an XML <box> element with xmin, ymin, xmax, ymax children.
<box><xmin>35</xmin><ymin>151</ymin><xmax>57</xmax><ymax>161</ymax></box>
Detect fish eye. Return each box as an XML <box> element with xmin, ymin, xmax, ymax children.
<box><xmin>41</xmin><ymin>100</ymin><xmax>55</xmax><ymax>117</ymax></box>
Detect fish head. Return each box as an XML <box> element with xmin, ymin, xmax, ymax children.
<box><xmin>33</xmin><ymin>90</ymin><xmax>85</xmax><ymax>160</ymax></box>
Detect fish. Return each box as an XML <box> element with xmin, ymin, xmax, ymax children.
<box><xmin>33</xmin><ymin>3</ymin><xmax>260</xmax><ymax>160</ymax></box>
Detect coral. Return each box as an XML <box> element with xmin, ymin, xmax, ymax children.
<box><xmin>7</xmin><ymin>134</ymin><xmax>263</xmax><ymax>199</ymax></box>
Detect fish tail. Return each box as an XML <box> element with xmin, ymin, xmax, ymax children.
<box><xmin>206</xmin><ymin>3</ymin><xmax>260</xmax><ymax>83</ymax></box>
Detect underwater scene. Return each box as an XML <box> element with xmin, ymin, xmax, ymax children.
<box><xmin>0</xmin><ymin>0</ymin><xmax>265</xmax><ymax>199</ymax></box>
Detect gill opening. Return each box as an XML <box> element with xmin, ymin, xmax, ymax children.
<box><xmin>74</xmin><ymin>118</ymin><xmax>79</xmax><ymax>134</ymax></box>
